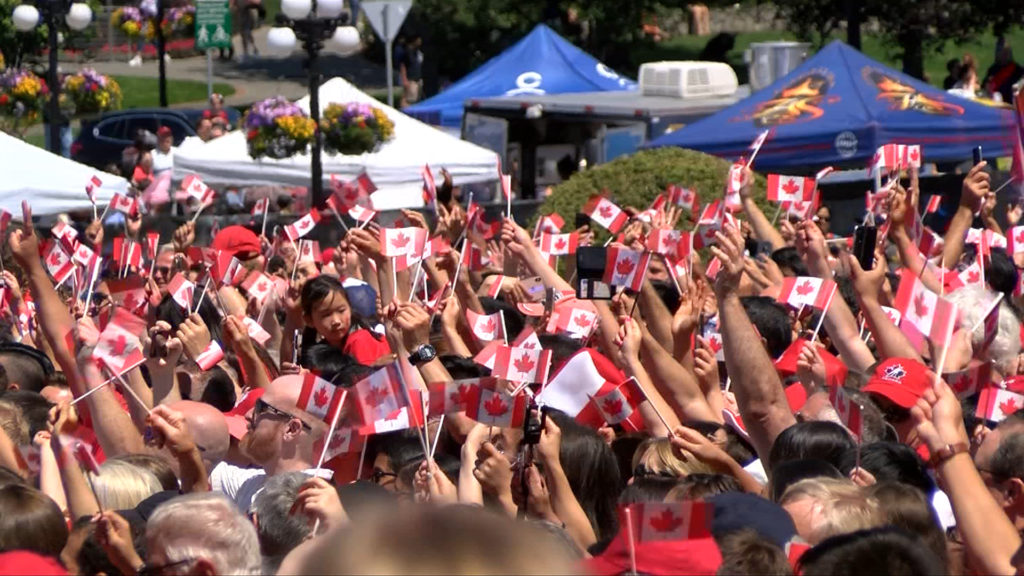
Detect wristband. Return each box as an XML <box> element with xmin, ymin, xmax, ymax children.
<box><xmin>928</xmin><ymin>442</ymin><xmax>968</xmax><ymax>468</ymax></box>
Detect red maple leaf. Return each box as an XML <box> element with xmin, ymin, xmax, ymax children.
<box><xmin>481</xmin><ymin>317</ymin><xmax>496</xmax><ymax>334</ymax></box>
<box><xmin>483</xmin><ymin>394</ymin><xmax>509</xmax><ymax>416</ymax></box>
<box><xmin>298</xmin><ymin>217</ymin><xmax>311</xmax><ymax>230</ymax></box>
<box><xmin>707</xmin><ymin>337</ymin><xmax>723</xmax><ymax>353</ymax></box>
<box><xmin>450</xmin><ymin>384</ymin><xmax>470</xmax><ymax>406</ymax></box>
<box><xmin>968</xmin><ymin>270</ymin><xmax>980</xmax><ymax>283</ymax></box>
<box><xmin>1000</xmin><ymin>397</ymin><xmax>1020</xmax><ymax>417</ymax></box>
<box><xmin>1017</xmin><ymin>230</ymin><xmax>1024</xmax><ymax>245</ymax></box>
<box><xmin>256</xmin><ymin>281</ymin><xmax>269</xmax><ymax>293</ymax></box>
<box><xmin>554</xmin><ymin>237</ymin><xmax>567</xmax><ymax>251</ymax></box>
<box><xmin>781</xmin><ymin>177</ymin><xmax>801</xmax><ymax>197</ymax></box>
<box><xmin>572</xmin><ymin>313</ymin><xmax>593</xmax><ymax>329</ymax></box>
<box><xmin>513</xmin><ymin>353</ymin><xmax>536</xmax><ymax>374</ymax></box>
<box><xmin>663</xmin><ymin>233</ymin><xmax>678</xmax><ymax>249</ymax></box>
<box><xmin>391</xmin><ymin>232</ymin><xmax>410</xmax><ymax>249</ymax></box>
<box><xmin>909</xmin><ymin>148</ymin><xmax>920</xmax><ymax>162</ymax></box>
<box><xmin>598</xmin><ymin>205</ymin><xmax>613</xmax><ymax>218</ymax></box>
<box><xmin>77</xmin><ymin>248</ymin><xmax>89</xmax><ymax>260</ymax></box>
<box><xmin>871</xmin><ymin>152</ymin><xmax>881</xmax><ymax>166</ymax></box>
<box><xmin>302</xmin><ymin>245</ymin><xmax>311</xmax><ymax>256</ymax></box>
<box><xmin>366</xmin><ymin>385</ymin><xmax>390</xmax><ymax>408</ymax></box>
<box><xmin>913</xmin><ymin>292</ymin><xmax>929</xmax><ymax>318</ymax></box>
<box><xmin>649</xmin><ymin>508</ymin><xmax>684</xmax><ymax>533</ymax></box>
<box><xmin>602</xmin><ymin>397</ymin><xmax>623</xmax><ymax>417</ymax></box>
<box><xmin>313</xmin><ymin>386</ymin><xmax>329</xmax><ymax>408</ymax></box>
<box><xmin>795</xmin><ymin>280</ymin><xmax>815</xmax><ymax>296</ymax></box>
<box><xmin>110</xmin><ymin>334</ymin><xmax>129</xmax><ymax>356</ymax></box>
<box><xmin>48</xmin><ymin>252</ymin><xmax>61</xmax><ymax>267</ymax></box>
<box><xmin>521</xmin><ymin>342</ymin><xmax>537</xmax><ymax>349</ymax></box>
<box><xmin>615</xmin><ymin>257</ymin><xmax>636</xmax><ymax>276</ymax></box>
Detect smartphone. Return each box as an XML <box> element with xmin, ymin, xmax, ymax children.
<box><xmin>519</xmin><ymin>276</ymin><xmax>546</xmax><ymax>302</ymax></box>
<box><xmin>853</xmin><ymin>225</ymin><xmax>877</xmax><ymax>271</ymax></box>
<box><xmin>973</xmin><ymin>146</ymin><xmax>983</xmax><ymax>166</ymax></box>
<box><xmin>575</xmin><ymin>212</ymin><xmax>590</xmax><ymax>230</ymax></box>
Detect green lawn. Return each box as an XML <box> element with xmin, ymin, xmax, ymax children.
<box><xmin>634</xmin><ymin>28</ymin><xmax>1024</xmax><ymax>89</ymax></box>
<box><xmin>113</xmin><ymin>75</ymin><xmax>236</xmax><ymax>109</ymax></box>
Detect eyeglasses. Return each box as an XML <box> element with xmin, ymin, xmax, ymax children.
<box><xmin>877</xmin><ymin>401</ymin><xmax>912</xmax><ymax>424</ymax></box>
<box><xmin>250</xmin><ymin>398</ymin><xmax>312</xmax><ymax>431</ymax></box>
<box><xmin>633</xmin><ymin>465</ymin><xmax>677</xmax><ymax>480</ymax></box>
<box><xmin>138</xmin><ymin>558</ymin><xmax>195</xmax><ymax>576</ymax></box>
<box><xmin>370</xmin><ymin>469</ymin><xmax>397</xmax><ymax>485</ymax></box>
<box><xmin>154</xmin><ymin>266</ymin><xmax>172</xmax><ymax>276</ymax></box>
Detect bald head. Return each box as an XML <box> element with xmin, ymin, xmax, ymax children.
<box><xmin>169</xmin><ymin>400</ymin><xmax>230</xmax><ymax>470</ymax></box>
<box><xmin>263</xmin><ymin>376</ymin><xmax>327</xmax><ymax>437</ymax></box>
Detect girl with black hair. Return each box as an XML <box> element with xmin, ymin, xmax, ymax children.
<box><xmin>299</xmin><ymin>275</ymin><xmax>390</xmax><ymax>366</ymax></box>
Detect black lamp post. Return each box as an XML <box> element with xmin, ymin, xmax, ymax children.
<box><xmin>268</xmin><ymin>0</ymin><xmax>360</xmax><ymax>207</ymax></box>
<box><xmin>13</xmin><ymin>0</ymin><xmax>93</xmax><ymax>155</ymax></box>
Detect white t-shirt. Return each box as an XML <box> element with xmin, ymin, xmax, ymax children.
<box><xmin>152</xmin><ymin>149</ymin><xmax>174</xmax><ymax>174</ymax></box>
<box><xmin>209</xmin><ymin>461</ymin><xmax>332</xmax><ymax>512</ymax></box>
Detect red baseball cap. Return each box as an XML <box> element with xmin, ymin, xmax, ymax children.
<box><xmin>223</xmin><ymin>387</ymin><xmax>264</xmax><ymax>439</ymax></box>
<box><xmin>585</xmin><ymin>536</ymin><xmax>722</xmax><ymax>576</ymax></box>
<box><xmin>774</xmin><ymin>338</ymin><xmax>848</xmax><ymax>389</ymax></box>
<box><xmin>211</xmin><ymin>225</ymin><xmax>261</xmax><ymax>258</ymax></box>
<box><xmin>862</xmin><ymin>358</ymin><xmax>931</xmax><ymax>409</ymax></box>
<box><xmin>157</xmin><ymin>125</ymin><xmax>173</xmax><ymax>138</ymax></box>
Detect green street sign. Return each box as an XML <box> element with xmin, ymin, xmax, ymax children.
<box><xmin>195</xmin><ymin>0</ymin><xmax>232</xmax><ymax>50</ymax></box>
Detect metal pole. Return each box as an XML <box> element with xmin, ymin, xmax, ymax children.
<box><xmin>307</xmin><ymin>36</ymin><xmax>324</xmax><ymax>207</ymax></box>
<box><xmin>206</xmin><ymin>49</ymin><xmax>213</xmax><ymax>98</ymax></box>
<box><xmin>105</xmin><ymin>0</ymin><xmax>113</xmax><ymax>61</ymax></box>
<box><xmin>46</xmin><ymin>6</ymin><xmax>61</xmax><ymax>155</ymax></box>
<box><xmin>157</xmin><ymin>0</ymin><xmax>167</xmax><ymax>107</ymax></box>
<box><xmin>383</xmin><ymin>7</ymin><xmax>392</xmax><ymax>106</ymax></box>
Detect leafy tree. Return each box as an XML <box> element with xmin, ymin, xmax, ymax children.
<box><xmin>0</xmin><ymin>0</ymin><xmax>47</xmax><ymax>69</ymax></box>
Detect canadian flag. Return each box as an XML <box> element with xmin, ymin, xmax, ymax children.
<box><xmin>182</xmin><ymin>175</ymin><xmax>215</xmax><ymax>205</ymax></box>
<box><xmin>583</xmin><ymin>195</ymin><xmax>629</xmax><ymax>234</ymax></box>
<box><xmin>464</xmin><ymin>378</ymin><xmax>527</xmax><ymax>428</ymax></box>
<box><xmin>977</xmin><ymin>385</ymin><xmax>1024</xmax><ymax>423</ymax></box>
<box><xmin>603</xmin><ymin>247</ymin><xmax>650</xmax><ymax>291</ymax></box>
<box><xmin>355</xmin><ymin>171</ymin><xmax>377</xmax><ymax>194</ymax></box>
<box><xmin>212</xmin><ymin>254</ymin><xmax>243</xmax><ymax>287</ymax></box>
<box><xmin>72</xmin><ymin>242</ymin><xmax>96</xmax><ymax>268</ymax></box>
<box><xmin>880</xmin><ymin>306</ymin><xmax>903</xmax><ymax>326</ymax></box>
<box><xmin>195</xmin><ymin>341</ymin><xmax>224</xmax><ymax>370</ymax></box>
<box><xmin>71</xmin><ymin>438</ymin><xmax>102</xmax><ymax>475</ymax></box>
<box><xmin>693</xmin><ymin>200</ymin><xmax>724</xmax><ymax>249</ymax></box>
<box><xmin>1009</xmin><ymin>226</ymin><xmax>1024</xmax><ymax>255</ymax></box>
<box><xmin>0</xmin><ymin>210</ymin><xmax>10</xmax><ymax>237</ymax></box>
<box><xmin>167</xmin><ymin>273</ymin><xmax>195</xmax><ymax>311</ymax></box>
<box><xmin>296</xmin><ymin>372</ymin><xmax>346</xmax><ymax>423</ymax></box>
<box><xmin>242</xmin><ymin>316</ymin><xmax>272</xmax><ymax>346</ymax></box>
<box><xmin>894</xmin><ymin>268</ymin><xmax>959</xmax><ymax>352</ymax></box>
<box><xmin>829</xmin><ymin>385</ymin><xmax>863</xmax><ymax>439</ymax></box>
<box><xmin>591</xmin><ymin>377</ymin><xmax>645</xmax><ymax>426</ymax></box>
<box><xmin>777</xmin><ymin>277</ymin><xmax>837</xmax><ymax>311</ymax></box>
<box><xmin>667</xmin><ymin>184</ymin><xmax>699</xmax><ymax>213</ymax></box>
<box><xmin>316</xmin><ymin>427</ymin><xmax>365</xmax><ymax>462</ymax></box>
<box><xmin>539</xmin><ymin>232</ymin><xmax>578</xmax><ymax>255</ymax></box>
<box><xmin>492</xmin><ymin>345</ymin><xmax>552</xmax><ymax>384</ymax></box>
<box><xmin>783</xmin><ymin>197</ymin><xmax>819</xmax><ymax>220</ymax></box>
<box><xmin>918</xmin><ymin>227</ymin><xmax>944</xmax><ymax>258</ymax></box>
<box><xmin>380</xmin><ymin>227</ymin><xmax>428</xmax><ymax>258</ymax></box>
<box><xmin>466</xmin><ymin>309</ymin><xmax>504</xmax><ymax>343</ymax></box>
<box><xmin>110</xmin><ymin>193</ymin><xmax>137</xmax><ymax>216</ymax></box>
<box><xmin>870</xmin><ymin>144</ymin><xmax>901</xmax><ymax>175</ymax></box>
<box><xmin>348</xmin><ymin>204</ymin><xmax>377</xmax><ymax>223</ymax></box>
<box><xmin>298</xmin><ymin>239</ymin><xmax>321</xmax><ymax>263</ymax></box>
<box><xmin>252</xmin><ymin>197</ymin><xmax>270</xmax><ymax>217</ymax></box>
<box><xmin>112</xmin><ymin>237</ymin><xmax>144</xmax><ymax>271</ymax></box>
<box><xmin>538</xmin><ymin>348</ymin><xmax>624</xmax><ymax>420</ymax></box>
<box><xmin>705</xmin><ymin>257</ymin><xmax>722</xmax><ymax>280</ymax></box>
<box><xmin>630</xmin><ymin>501</ymin><xmax>712</xmax><ymax>542</ymax></box>
<box><xmin>427</xmin><ymin>378</ymin><xmax>476</xmax><ymax>417</ymax></box>
<box><xmin>979</xmin><ymin>294</ymin><xmax>1004</xmax><ymax>354</ymax></box>
<box><xmin>330</xmin><ymin>175</ymin><xmax>372</xmax><ymax>210</ymax></box>
<box><xmin>242</xmin><ymin>271</ymin><xmax>274</xmax><ymax>308</ymax></box>
<box><xmin>924</xmin><ymin>195</ymin><xmax>942</xmax><ymax>214</ymax></box>
<box><xmin>359</xmin><ymin>390</ymin><xmax>425</xmax><ymax>436</ymax></box>
<box><xmin>945</xmin><ymin>360</ymin><xmax>992</xmax><ymax>398</ymax></box>
<box><xmin>463</xmin><ymin>242</ymin><xmax>486</xmax><ymax>272</ymax></box>
<box><xmin>725</xmin><ymin>162</ymin><xmax>744</xmax><ymax>211</ymax></box>
<box><xmin>51</xmin><ymin>221</ymin><xmax>79</xmax><ymax>254</ymax></box>
<box><xmin>958</xmin><ymin>261</ymin><xmax>984</xmax><ymax>287</ymax></box>
<box><xmin>499</xmin><ymin>172</ymin><xmax>512</xmax><ymax>200</ymax></box>
<box><xmin>749</xmin><ymin>129</ymin><xmax>771</xmax><ymax>156</ymax></box>
<box><xmin>422</xmin><ymin>164</ymin><xmax>437</xmax><ymax>207</ymax></box>
<box><xmin>535</xmin><ymin>213</ymin><xmax>565</xmax><ymax>236</ymax></box>
<box><xmin>547</xmin><ymin>302</ymin><xmax>599</xmax><ymax>340</ymax></box>
<box><xmin>44</xmin><ymin>243</ymin><xmax>75</xmax><ymax>285</ymax></box>
<box><xmin>145</xmin><ymin>232</ymin><xmax>160</xmax><ymax>260</ymax></box>
<box><xmin>903</xmin><ymin>144</ymin><xmax>922</xmax><ymax>168</ymax></box>
<box><xmin>703</xmin><ymin>332</ymin><xmax>725</xmax><ymax>361</ymax></box>
<box><xmin>93</xmin><ymin>308</ymin><xmax>147</xmax><ymax>375</ymax></box>
<box><xmin>351</xmin><ymin>362</ymin><xmax>410</xmax><ymax>426</ymax></box>
<box><xmin>766</xmin><ymin>175</ymin><xmax>815</xmax><ymax>203</ymax></box>
<box><xmin>646</xmin><ymin>229</ymin><xmax>689</xmax><ymax>260</ymax></box>
<box><xmin>85</xmin><ymin>175</ymin><xmax>102</xmax><ymax>202</ymax></box>
<box><xmin>106</xmin><ymin>277</ymin><xmax>148</xmax><ymax>315</ymax></box>
<box><xmin>284</xmin><ymin>210</ymin><xmax>321</xmax><ymax>242</ymax></box>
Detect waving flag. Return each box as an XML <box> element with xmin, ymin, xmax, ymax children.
<box><xmin>977</xmin><ymin>385</ymin><xmax>1024</xmax><ymax>423</ymax></box>
<box><xmin>252</xmin><ymin>197</ymin><xmax>269</xmax><ymax>217</ymax></box>
<box><xmin>646</xmin><ymin>229</ymin><xmax>689</xmax><ymax>260</ymax></box>
<box><xmin>464</xmin><ymin>378</ymin><xmax>527</xmax><ymax>428</ymax></box>
<box><xmin>427</xmin><ymin>379</ymin><xmax>476</xmax><ymax>417</ymax></box>
<box><xmin>535</xmin><ymin>213</ymin><xmax>565</xmax><ymax>236</ymax></box>
<box><xmin>539</xmin><ymin>232</ymin><xmax>578</xmax><ymax>255</ymax></box>
<box><xmin>591</xmin><ymin>377</ymin><xmax>645</xmax><ymax>426</ymax></box>
<box><xmin>296</xmin><ymin>372</ymin><xmax>346</xmax><ymax>423</ymax></box>
<box><xmin>422</xmin><ymin>164</ymin><xmax>437</xmax><ymax>208</ymax></box>
<box><xmin>603</xmin><ymin>247</ymin><xmax>650</xmax><ymax>292</ymax></box>
<box><xmin>583</xmin><ymin>195</ymin><xmax>629</xmax><ymax>234</ymax></box>
<box><xmin>110</xmin><ymin>193</ymin><xmax>137</xmax><ymax>216</ymax></box>
<box><xmin>777</xmin><ymin>277</ymin><xmax>837</xmax><ymax>311</ymax></box>
<box><xmin>167</xmin><ymin>273</ymin><xmax>195</xmax><ymax>311</ymax></box>
<box><xmin>546</xmin><ymin>300</ymin><xmax>599</xmax><ymax>340</ymax></box>
<box><xmin>51</xmin><ymin>221</ymin><xmax>79</xmax><ymax>254</ymax></box>
<box><xmin>284</xmin><ymin>210</ymin><xmax>321</xmax><ymax>242</ymax></box>
<box><xmin>351</xmin><ymin>362</ymin><xmax>410</xmax><ymax>426</ymax></box>
<box><xmin>894</xmin><ymin>268</ymin><xmax>959</xmax><ymax>352</ymax></box>
<box><xmin>492</xmin><ymin>345</ymin><xmax>552</xmax><ymax>384</ymax></box>
<box><xmin>829</xmin><ymin>386</ymin><xmax>863</xmax><ymax>439</ymax></box>
<box><xmin>766</xmin><ymin>175</ymin><xmax>815</xmax><ymax>203</ymax></box>
<box><xmin>242</xmin><ymin>271</ymin><xmax>274</xmax><ymax>308</ymax></box>
<box><xmin>380</xmin><ymin>227</ymin><xmax>428</xmax><ymax>258</ymax></box>
<box><xmin>93</xmin><ymin>308</ymin><xmax>147</xmax><ymax>375</ymax></box>
<box><xmin>43</xmin><ymin>244</ymin><xmax>75</xmax><ymax>285</ymax></box>
<box><xmin>466</xmin><ymin>309</ymin><xmax>504</xmax><ymax>343</ymax></box>
<box><xmin>316</xmin><ymin>427</ymin><xmax>365</xmax><ymax>462</ymax></box>
<box><xmin>182</xmin><ymin>175</ymin><xmax>215</xmax><ymax>205</ymax></box>
<box><xmin>85</xmin><ymin>175</ymin><xmax>102</xmax><ymax>203</ymax></box>
<box><xmin>945</xmin><ymin>360</ymin><xmax>992</xmax><ymax>399</ymax></box>
<box><xmin>667</xmin><ymin>184</ymin><xmax>699</xmax><ymax>213</ymax></box>
<box><xmin>624</xmin><ymin>501</ymin><xmax>713</xmax><ymax>543</ymax></box>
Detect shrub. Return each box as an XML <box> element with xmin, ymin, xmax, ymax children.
<box><xmin>536</xmin><ymin>147</ymin><xmax>772</xmax><ymax>236</ymax></box>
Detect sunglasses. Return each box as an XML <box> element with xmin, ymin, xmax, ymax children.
<box><xmin>138</xmin><ymin>558</ymin><xmax>195</xmax><ymax>576</ymax></box>
<box><xmin>370</xmin><ymin>469</ymin><xmax>398</xmax><ymax>485</ymax></box>
<box><xmin>250</xmin><ymin>398</ymin><xmax>312</xmax><ymax>431</ymax></box>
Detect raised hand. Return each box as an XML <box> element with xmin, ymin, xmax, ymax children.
<box><xmin>9</xmin><ymin>201</ymin><xmax>39</xmax><ymax>269</ymax></box>
<box><xmin>709</xmin><ymin>224</ymin><xmax>745</xmax><ymax>299</ymax></box>
<box><xmin>959</xmin><ymin>162</ymin><xmax>990</xmax><ymax>211</ymax></box>
<box><xmin>176</xmin><ymin>313</ymin><xmax>212</xmax><ymax>362</ymax></box>
<box><xmin>172</xmin><ymin>221</ymin><xmax>196</xmax><ymax>252</ymax></box>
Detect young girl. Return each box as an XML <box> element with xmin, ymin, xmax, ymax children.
<box><xmin>300</xmin><ymin>275</ymin><xmax>390</xmax><ymax>366</ymax></box>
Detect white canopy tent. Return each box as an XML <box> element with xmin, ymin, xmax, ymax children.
<box><xmin>173</xmin><ymin>77</ymin><xmax>501</xmax><ymax>210</ymax></box>
<box><xmin>2</xmin><ymin>131</ymin><xmax>127</xmax><ymax>216</ymax></box>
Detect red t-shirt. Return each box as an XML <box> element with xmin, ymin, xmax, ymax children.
<box><xmin>342</xmin><ymin>328</ymin><xmax>391</xmax><ymax>365</ymax></box>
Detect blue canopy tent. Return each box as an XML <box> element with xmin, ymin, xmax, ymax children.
<box><xmin>648</xmin><ymin>41</ymin><xmax>1015</xmax><ymax>171</ymax></box>
<box><xmin>405</xmin><ymin>24</ymin><xmax>636</xmax><ymax>128</ymax></box>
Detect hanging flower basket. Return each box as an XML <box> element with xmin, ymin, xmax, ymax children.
<box><xmin>243</xmin><ymin>96</ymin><xmax>317</xmax><ymax>160</ymax></box>
<box><xmin>320</xmin><ymin>102</ymin><xmax>395</xmax><ymax>156</ymax></box>
<box><xmin>61</xmin><ymin>68</ymin><xmax>122</xmax><ymax>117</ymax></box>
<box><xmin>0</xmin><ymin>68</ymin><xmax>48</xmax><ymax>135</ymax></box>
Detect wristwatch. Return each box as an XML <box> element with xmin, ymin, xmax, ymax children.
<box><xmin>408</xmin><ymin>344</ymin><xmax>437</xmax><ymax>366</ymax></box>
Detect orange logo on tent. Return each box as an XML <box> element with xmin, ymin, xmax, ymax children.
<box><xmin>742</xmin><ymin>71</ymin><xmax>839</xmax><ymax>127</ymax></box>
<box><xmin>863</xmin><ymin>68</ymin><xmax>964</xmax><ymax>116</ymax></box>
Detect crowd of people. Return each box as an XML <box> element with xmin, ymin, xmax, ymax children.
<box><xmin>1</xmin><ymin>141</ymin><xmax>1024</xmax><ymax>576</ymax></box>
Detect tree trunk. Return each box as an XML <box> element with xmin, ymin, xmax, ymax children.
<box><xmin>845</xmin><ymin>0</ymin><xmax>861</xmax><ymax>50</ymax></box>
<box><xmin>900</xmin><ymin>28</ymin><xmax>925</xmax><ymax>80</ymax></box>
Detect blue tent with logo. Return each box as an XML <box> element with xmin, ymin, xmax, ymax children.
<box><xmin>405</xmin><ymin>24</ymin><xmax>636</xmax><ymax>128</ymax></box>
<box><xmin>648</xmin><ymin>41</ymin><xmax>1015</xmax><ymax>171</ymax></box>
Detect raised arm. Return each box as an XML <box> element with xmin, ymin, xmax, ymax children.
<box><xmin>711</xmin><ymin>224</ymin><xmax>796</xmax><ymax>462</ymax></box>
<box><xmin>739</xmin><ymin>167</ymin><xmax>786</xmax><ymax>250</ymax></box>
<box><xmin>617</xmin><ymin>316</ymin><xmax>682</xmax><ymax>437</ymax></box>
<box><xmin>846</xmin><ymin>251</ymin><xmax>923</xmax><ymax>363</ymax></box>
<box><xmin>942</xmin><ymin>163</ymin><xmax>989</xmax><ymax>270</ymax></box>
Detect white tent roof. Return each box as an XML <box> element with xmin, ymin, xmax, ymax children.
<box><xmin>173</xmin><ymin>77</ymin><xmax>500</xmax><ymax>210</ymax></box>
<box><xmin>2</xmin><ymin>131</ymin><xmax>127</xmax><ymax>216</ymax></box>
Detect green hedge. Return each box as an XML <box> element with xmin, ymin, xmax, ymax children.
<box><xmin>536</xmin><ymin>147</ymin><xmax>773</xmax><ymax>234</ymax></box>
